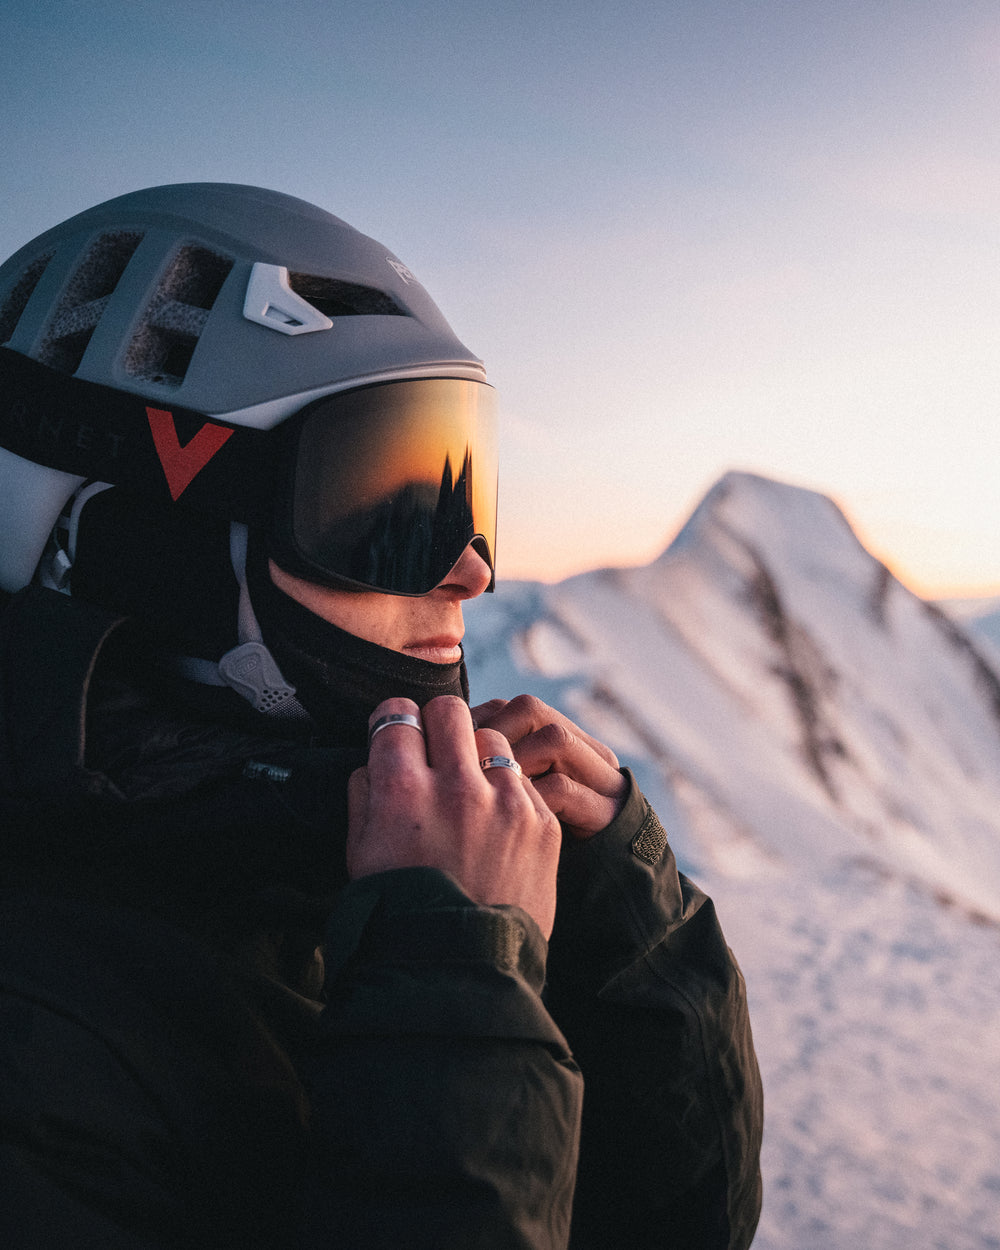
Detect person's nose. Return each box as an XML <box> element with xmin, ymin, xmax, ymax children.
<box><xmin>435</xmin><ymin>543</ymin><xmax>493</xmax><ymax>600</ymax></box>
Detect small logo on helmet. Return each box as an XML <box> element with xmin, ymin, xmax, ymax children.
<box><xmin>7</xmin><ymin>399</ymin><xmax>126</xmax><ymax>460</ymax></box>
<box><xmin>146</xmin><ymin>408</ymin><xmax>235</xmax><ymax>501</ymax></box>
<box><xmin>386</xmin><ymin>258</ymin><xmax>417</xmax><ymax>285</ymax></box>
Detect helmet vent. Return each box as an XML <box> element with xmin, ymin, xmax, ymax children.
<box><xmin>288</xmin><ymin>272</ymin><xmax>407</xmax><ymax>318</ymax></box>
<box><xmin>125</xmin><ymin>244</ymin><xmax>234</xmax><ymax>388</ymax></box>
<box><xmin>38</xmin><ymin>231</ymin><xmax>143</xmax><ymax>374</ymax></box>
<box><xmin>0</xmin><ymin>252</ymin><xmax>54</xmax><ymax>346</ymax></box>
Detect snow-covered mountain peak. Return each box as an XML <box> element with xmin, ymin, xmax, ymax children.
<box><xmin>668</xmin><ymin>469</ymin><xmax>858</xmax><ymax>563</ymax></box>
<box><xmin>660</xmin><ymin>470</ymin><xmax>889</xmax><ymax>628</ymax></box>
<box><xmin>469</xmin><ymin>470</ymin><xmax>1000</xmax><ymax>922</ymax></box>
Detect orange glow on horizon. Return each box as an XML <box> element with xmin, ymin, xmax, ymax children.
<box><xmin>496</xmin><ymin>493</ymin><xmax>1000</xmax><ymax>604</ymax></box>
<box><xmin>497</xmin><ymin>536</ymin><xmax>1000</xmax><ymax>601</ymax></box>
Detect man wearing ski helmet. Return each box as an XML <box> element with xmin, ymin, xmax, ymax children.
<box><xmin>0</xmin><ymin>185</ymin><xmax>762</xmax><ymax>1249</ymax></box>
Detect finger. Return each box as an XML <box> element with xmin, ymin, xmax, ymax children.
<box><xmin>475</xmin><ymin>726</ymin><xmax>560</xmax><ymax>831</ymax></box>
<box><xmin>346</xmin><ymin>766</ymin><xmax>370</xmax><ymax>870</ymax></box>
<box><xmin>347</xmin><ymin>765</ymin><xmax>369</xmax><ymax>826</ymax></box>
<box><xmin>478</xmin><ymin>694</ymin><xmax>620</xmax><ymax>769</ymax></box>
<box><xmin>420</xmin><ymin>695</ymin><xmax>479</xmax><ymax>774</ymax></box>
<box><xmin>498</xmin><ymin>720</ymin><xmax>627</xmax><ymax>806</ymax></box>
<box><xmin>366</xmin><ymin>698</ymin><xmax>426</xmax><ymax>779</ymax></box>
<box><xmin>531</xmin><ymin>770</ymin><xmax>622</xmax><ymax>838</ymax></box>
<box><xmin>474</xmin><ymin>727</ymin><xmax>521</xmax><ymax>782</ymax></box>
<box><xmin>470</xmin><ymin>698</ymin><xmax>508</xmax><ymax>728</ymax></box>
<box><xmin>368</xmin><ymin>697</ymin><xmax>426</xmax><ymax>746</ymax></box>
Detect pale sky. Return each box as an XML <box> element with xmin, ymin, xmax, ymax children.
<box><xmin>4</xmin><ymin>0</ymin><xmax>1000</xmax><ymax>596</ymax></box>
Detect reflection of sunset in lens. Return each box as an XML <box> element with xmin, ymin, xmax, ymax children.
<box><xmin>293</xmin><ymin>379</ymin><xmax>498</xmax><ymax>588</ymax></box>
<box><xmin>352</xmin><ymin>380</ymin><xmax>497</xmax><ymax>543</ymax></box>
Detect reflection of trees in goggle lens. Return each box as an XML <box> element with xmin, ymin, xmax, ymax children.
<box><xmin>348</xmin><ymin>446</ymin><xmax>478</xmax><ymax>592</ymax></box>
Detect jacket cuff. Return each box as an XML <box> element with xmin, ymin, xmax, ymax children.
<box><xmin>550</xmin><ymin>769</ymin><xmax>694</xmax><ymax>979</ymax></box>
<box><xmin>320</xmin><ymin>868</ymin><xmax>569</xmax><ymax>1051</ymax></box>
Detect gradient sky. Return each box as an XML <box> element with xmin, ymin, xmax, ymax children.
<box><xmin>4</xmin><ymin>0</ymin><xmax>1000</xmax><ymax>595</ymax></box>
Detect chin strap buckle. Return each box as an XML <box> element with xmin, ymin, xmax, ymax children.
<box><xmin>170</xmin><ymin>525</ymin><xmax>311</xmax><ymax>723</ymax></box>
<box><xmin>220</xmin><ymin>522</ymin><xmax>311</xmax><ymax>721</ymax></box>
<box><xmin>218</xmin><ymin>640</ymin><xmax>302</xmax><ymax>716</ymax></box>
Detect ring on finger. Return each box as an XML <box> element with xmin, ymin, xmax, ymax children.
<box><xmin>369</xmin><ymin>713</ymin><xmax>424</xmax><ymax>745</ymax></box>
<box><xmin>480</xmin><ymin>755</ymin><xmax>523</xmax><ymax>777</ymax></box>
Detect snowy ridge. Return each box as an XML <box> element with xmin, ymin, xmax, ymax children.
<box><xmin>472</xmin><ymin>470</ymin><xmax>1000</xmax><ymax>922</ymax></box>
<box><xmin>463</xmin><ymin>470</ymin><xmax>1000</xmax><ymax>1249</ymax></box>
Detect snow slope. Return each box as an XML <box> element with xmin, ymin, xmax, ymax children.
<box><xmin>463</xmin><ymin>471</ymin><xmax>1000</xmax><ymax>1249</ymax></box>
<box><xmin>945</xmin><ymin>595</ymin><xmax>1000</xmax><ymax>664</ymax></box>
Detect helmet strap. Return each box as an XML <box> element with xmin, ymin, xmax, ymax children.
<box><xmin>38</xmin><ymin>481</ymin><xmax>115</xmax><ymax>594</ymax></box>
<box><xmin>173</xmin><ymin>522</ymin><xmax>311</xmax><ymax>723</ymax></box>
<box><xmin>49</xmin><ymin>481</ymin><xmax>308</xmax><ymax>722</ymax></box>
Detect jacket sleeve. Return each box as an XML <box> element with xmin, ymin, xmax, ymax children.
<box><xmin>300</xmin><ymin>867</ymin><xmax>583</xmax><ymax>1250</ymax></box>
<box><xmin>544</xmin><ymin>771</ymin><xmax>764</xmax><ymax>1250</ymax></box>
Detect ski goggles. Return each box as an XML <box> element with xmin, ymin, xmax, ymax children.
<box><xmin>0</xmin><ymin>349</ymin><xmax>498</xmax><ymax>598</ymax></box>
<box><xmin>270</xmin><ymin>376</ymin><xmax>498</xmax><ymax>596</ymax></box>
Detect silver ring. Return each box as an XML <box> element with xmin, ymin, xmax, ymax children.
<box><xmin>369</xmin><ymin>713</ymin><xmax>424</xmax><ymax>744</ymax></box>
<box><xmin>479</xmin><ymin>755</ymin><xmax>523</xmax><ymax>777</ymax></box>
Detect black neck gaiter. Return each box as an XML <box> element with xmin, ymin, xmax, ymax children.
<box><xmin>245</xmin><ymin>539</ymin><xmax>470</xmax><ymax>748</ymax></box>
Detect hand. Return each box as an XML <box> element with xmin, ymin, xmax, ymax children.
<box><xmin>347</xmin><ymin>696</ymin><xmax>563</xmax><ymax>938</ymax></box>
<box><xmin>470</xmin><ymin>695</ymin><xmax>629</xmax><ymax>840</ymax></box>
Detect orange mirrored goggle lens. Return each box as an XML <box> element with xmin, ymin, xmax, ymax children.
<box><xmin>283</xmin><ymin>378</ymin><xmax>498</xmax><ymax>595</ymax></box>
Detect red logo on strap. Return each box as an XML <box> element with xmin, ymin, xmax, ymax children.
<box><xmin>146</xmin><ymin>408</ymin><xmax>235</xmax><ymax>501</ymax></box>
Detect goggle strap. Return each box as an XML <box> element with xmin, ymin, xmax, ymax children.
<box><xmin>0</xmin><ymin>347</ymin><xmax>271</xmax><ymax>522</ymax></box>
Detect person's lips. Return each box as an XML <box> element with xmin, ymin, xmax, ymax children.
<box><xmin>402</xmin><ymin>636</ymin><xmax>463</xmax><ymax>664</ymax></box>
